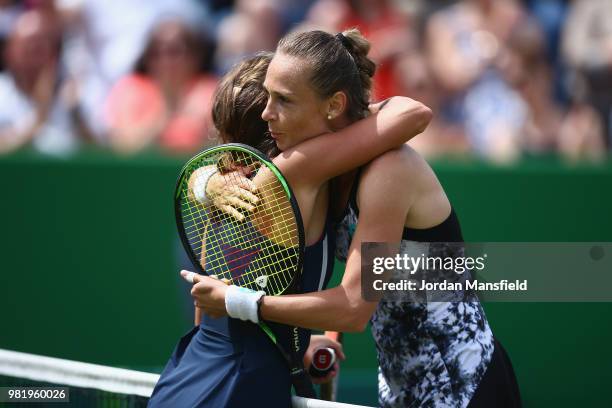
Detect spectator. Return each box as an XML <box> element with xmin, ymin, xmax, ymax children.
<box><xmin>522</xmin><ymin>0</ymin><xmax>569</xmax><ymax>102</ymax></box>
<box><xmin>426</xmin><ymin>0</ymin><xmax>524</xmax><ymax>95</ymax></box>
<box><xmin>0</xmin><ymin>9</ymin><xmax>84</xmax><ymax>155</ymax></box>
<box><xmin>522</xmin><ymin>0</ymin><xmax>567</xmax><ymax>64</ymax></box>
<box><xmin>56</xmin><ymin>0</ymin><xmax>209</xmax><ymax>141</ymax></box>
<box><xmin>395</xmin><ymin>50</ymin><xmax>470</xmax><ymax>158</ymax></box>
<box><xmin>562</xmin><ymin>0</ymin><xmax>612</xmax><ymax>150</ymax></box>
<box><xmin>425</xmin><ymin>0</ymin><xmax>527</xmax><ymax>162</ymax></box>
<box><xmin>339</xmin><ymin>0</ymin><xmax>417</xmax><ymax>100</ymax></box>
<box><xmin>306</xmin><ymin>0</ymin><xmax>416</xmax><ymax>100</ymax></box>
<box><xmin>213</xmin><ymin>0</ymin><xmax>282</xmax><ymax>74</ymax></box>
<box><xmin>276</xmin><ymin>0</ymin><xmax>314</xmax><ymax>32</ymax></box>
<box><xmin>0</xmin><ymin>0</ymin><xmax>23</xmax><ymax>71</ymax></box>
<box><xmin>498</xmin><ymin>17</ymin><xmax>564</xmax><ymax>154</ymax></box>
<box><xmin>104</xmin><ymin>19</ymin><xmax>217</xmax><ymax>155</ymax></box>
<box><xmin>491</xmin><ymin>15</ymin><xmax>604</xmax><ymax>161</ymax></box>
<box><xmin>558</xmin><ymin>92</ymin><xmax>607</xmax><ymax>162</ymax></box>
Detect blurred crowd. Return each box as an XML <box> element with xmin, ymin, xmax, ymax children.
<box><xmin>0</xmin><ymin>0</ymin><xmax>610</xmax><ymax>163</ymax></box>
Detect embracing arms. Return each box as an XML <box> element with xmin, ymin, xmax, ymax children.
<box><xmin>273</xmin><ymin>97</ymin><xmax>431</xmax><ymax>187</ymax></box>
<box><xmin>188</xmin><ymin>150</ymin><xmax>416</xmax><ymax>331</ymax></box>
<box><xmin>259</xmin><ymin>152</ymin><xmax>413</xmax><ymax>331</ymax></box>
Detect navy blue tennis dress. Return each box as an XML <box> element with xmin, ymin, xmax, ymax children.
<box><xmin>336</xmin><ymin>170</ymin><xmax>521</xmax><ymax>408</ymax></box>
<box><xmin>148</xmin><ymin>215</ymin><xmax>335</xmax><ymax>408</ymax></box>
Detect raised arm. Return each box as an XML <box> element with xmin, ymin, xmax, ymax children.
<box><xmin>274</xmin><ymin>96</ymin><xmax>432</xmax><ymax>188</ymax></box>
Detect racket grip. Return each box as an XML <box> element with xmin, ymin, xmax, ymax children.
<box><xmin>291</xmin><ymin>367</ymin><xmax>317</xmax><ymax>398</ymax></box>
<box><xmin>308</xmin><ymin>347</ymin><xmax>336</xmax><ymax>378</ymax></box>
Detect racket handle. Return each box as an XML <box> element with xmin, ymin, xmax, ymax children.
<box><xmin>291</xmin><ymin>366</ymin><xmax>317</xmax><ymax>398</ymax></box>
<box><xmin>320</xmin><ymin>331</ymin><xmax>343</xmax><ymax>401</ymax></box>
<box><xmin>309</xmin><ymin>347</ymin><xmax>336</xmax><ymax>378</ymax></box>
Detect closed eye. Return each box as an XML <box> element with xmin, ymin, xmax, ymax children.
<box><xmin>263</xmin><ymin>85</ymin><xmax>292</xmax><ymax>104</ymax></box>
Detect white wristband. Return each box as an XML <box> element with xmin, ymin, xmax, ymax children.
<box><xmin>192</xmin><ymin>167</ymin><xmax>217</xmax><ymax>205</ymax></box>
<box><xmin>225</xmin><ymin>285</ymin><xmax>266</xmax><ymax>324</ymax></box>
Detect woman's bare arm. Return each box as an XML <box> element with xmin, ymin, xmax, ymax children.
<box><xmin>274</xmin><ymin>97</ymin><xmax>432</xmax><ymax>188</ymax></box>
<box><xmin>260</xmin><ymin>152</ymin><xmax>412</xmax><ymax>331</ymax></box>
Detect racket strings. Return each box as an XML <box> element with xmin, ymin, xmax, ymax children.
<box><xmin>194</xmin><ymin>179</ymin><xmax>298</xmax><ymax>263</ymax></box>
<box><xmin>179</xmin><ymin>152</ymin><xmax>301</xmax><ymax>295</ymax></box>
<box><xmin>198</xmin><ymin>200</ymin><xmax>296</xmax><ymax>294</ymax></box>
<box><xmin>192</xmin><ymin>171</ymin><xmax>296</xmax><ymax>244</ymax></box>
<box><xmin>182</xmin><ymin>166</ymin><xmax>297</xmax><ymax>246</ymax></box>
<box><xmin>202</xmin><ymin>185</ymin><xmax>298</xmax><ymax>294</ymax></box>
<box><xmin>182</xmin><ymin>198</ymin><xmax>298</xmax><ymax>249</ymax></box>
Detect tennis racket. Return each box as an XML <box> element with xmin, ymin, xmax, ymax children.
<box><xmin>320</xmin><ymin>331</ymin><xmax>343</xmax><ymax>401</ymax></box>
<box><xmin>175</xmin><ymin>143</ymin><xmax>315</xmax><ymax>398</ymax></box>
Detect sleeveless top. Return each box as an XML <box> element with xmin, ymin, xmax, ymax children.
<box><xmin>336</xmin><ymin>170</ymin><xmax>494</xmax><ymax>408</ymax></box>
<box><xmin>148</xmin><ymin>214</ymin><xmax>336</xmax><ymax>408</ymax></box>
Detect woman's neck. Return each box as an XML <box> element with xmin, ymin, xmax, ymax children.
<box><xmin>329</xmin><ymin>116</ymin><xmax>352</xmax><ymax>132</ymax></box>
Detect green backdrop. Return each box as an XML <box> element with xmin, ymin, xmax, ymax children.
<box><xmin>1</xmin><ymin>150</ymin><xmax>611</xmax><ymax>406</ymax></box>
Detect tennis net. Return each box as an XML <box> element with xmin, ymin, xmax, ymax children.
<box><xmin>0</xmin><ymin>349</ymin><xmax>372</xmax><ymax>407</ymax></box>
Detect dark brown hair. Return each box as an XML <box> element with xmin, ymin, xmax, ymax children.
<box><xmin>211</xmin><ymin>52</ymin><xmax>277</xmax><ymax>156</ymax></box>
<box><xmin>277</xmin><ymin>28</ymin><xmax>376</xmax><ymax>121</ymax></box>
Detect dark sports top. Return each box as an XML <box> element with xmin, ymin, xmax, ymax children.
<box><xmin>335</xmin><ymin>167</ymin><xmax>494</xmax><ymax>408</ymax></box>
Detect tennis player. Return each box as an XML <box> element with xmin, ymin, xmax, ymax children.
<box><xmin>191</xmin><ymin>32</ymin><xmax>522</xmax><ymax>408</ymax></box>
<box><xmin>149</xmin><ymin>29</ymin><xmax>432</xmax><ymax>407</ymax></box>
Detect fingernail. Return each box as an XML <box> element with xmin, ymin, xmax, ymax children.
<box><xmin>183</xmin><ymin>271</ymin><xmax>196</xmax><ymax>283</ymax></box>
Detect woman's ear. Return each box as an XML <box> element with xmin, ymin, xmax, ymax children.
<box><xmin>326</xmin><ymin>91</ymin><xmax>348</xmax><ymax>120</ymax></box>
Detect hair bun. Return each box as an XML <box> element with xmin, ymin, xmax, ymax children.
<box><xmin>341</xmin><ymin>28</ymin><xmax>376</xmax><ymax>80</ymax></box>
<box><xmin>335</xmin><ymin>32</ymin><xmax>352</xmax><ymax>49</ymax></box>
